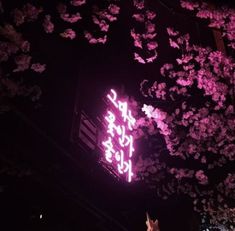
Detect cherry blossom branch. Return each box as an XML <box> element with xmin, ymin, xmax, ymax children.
<box><xmin>131</xmin><ymin>0</ymin><xmax>158</xmax><ymax>64</ymax></box>
<box><xmin>84</xmin><ymin>2</ymin><xmax>120</xmax><ymax>44</ymax></box>
<box><xmin>180</xmin><ymin>0</ymin><xmax>235</xmax><ymax>50</ymax></box>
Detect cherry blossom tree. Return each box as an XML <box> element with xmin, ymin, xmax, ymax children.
<box><xmin>0</xmin><ymin>0</ymin><xmax>234</xmax><ymax>229</ymax></box>
<box><xmin>133</xmin><ymin>4</ymin><xmax>235</xmax><ymax>228</ymax></box>
<box><xmin>134</xmin><ymin>27</ymin><xmax>235</xmax><ymax>227</ymax></box>
<box><xmin>0</xmin><ymin>2</ymin><xmax>45</xmax><ymax>105</ymax></box>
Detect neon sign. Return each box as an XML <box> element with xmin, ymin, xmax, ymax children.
<box><xmin>102</xmin><ymin>89</ymin><xmax>136</xmax><ymax>182</ymax></box>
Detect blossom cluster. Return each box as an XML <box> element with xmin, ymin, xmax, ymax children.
<box><xmin>57</xmin><ymin>3</ymin><xmax>82</xmax><ymax>24</ymax></box>
<box><xmin>70</xmin><ymin>0</ymin><xmax>86</xmax><ymax>7</ymax></box>
<box><xmin>43</xmin><ymin>15</ymin><xmax>54</xmax><ymax>34</ymax></box>
<box><xmin>57</xmin><ymin>2</ymin><xmax>82</xmax><ymax>40</ymax></box>
<box><xmin>180</xmin><ymin>0</ymin><xmax>235</xmax><ymax>50</ymax></box>
<box><xmin>56</xmin><ymin>1</ymin><xmax>86</xmax><ymax>40</ymax></box>
<box><xmin>140</xmin><ymin>79</ymin><xmax>172</xmax><ymax>100</ymax></box>
<box><xmin>0</xmin><ymin>3</ymin><xmax>45</xmax><ymax>101</ymax></box>
<box><xmin>131</xmin><ymin>0</ymin><xmax>158</xmax><ymax>64</ymax></box>
<box><xmin>0</xmin><ymin>23</ymin><xmax>46</xmax><ymax>74</ymax></box>
<box><xmin>84</xmin><ymin>3</ymin><xmax>120</xmax><ymax>44</ymax></box>
<box><xmin>135</xmin><ymin>24</ymin><xmax>235</xmax><ymax>227</ymax></box>
<box><xmin>60</xmin><ymin>28</ymin><xmax>76</xmax><ymax>40</ymax></box>
<box><xmin>166</xmin><ymin>28</ymin><xmax>235</xmax><ymax>110</ymax></box>
<box><xmin>12</xmin><ymin>3</ymin><xmax>43</xmax><ymax>26</ymax></box>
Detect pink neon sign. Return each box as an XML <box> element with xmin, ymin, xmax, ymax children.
<box><xmin>102</xmin><ymin>89</ymin><xmax>135</xmax><ymax>182</ymax></box>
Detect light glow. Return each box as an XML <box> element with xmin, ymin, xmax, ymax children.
<box><xmin>102</xmin><ymin>89</ymin><xmax>135</xmax><ymax>182</ymax></box>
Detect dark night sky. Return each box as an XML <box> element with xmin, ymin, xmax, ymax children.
<box><xmin>0</xmin><ymin>0</ymin><xmax>232</xmax><ymax>230</ymax></box>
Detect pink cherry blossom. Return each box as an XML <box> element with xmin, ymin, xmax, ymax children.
<box><xmin>146</xmin><ymin>22</ymin><xmax>155</xmax><ymax>33</ymax></box>
<box><xmin>147</xmin><ymin>41</ymin><xmax>158</xmax><ymax>50</ymax></box>
<box><xmin>180</xmin><ymin>1</ymin><xmax>235</xmax><ymax>50</ymax></box>
<box><xmin>146</xmin><ymin>10</ymin><xmax>156</xmax><ymax>20</ymax></box>
<box><xmin>160</xmin><ymin>63</ymin><xmax>173</xmax><ymax>76</ymax></box>
<box><xmin>61</xmin><ymin>12</ymin><xmax>82</xmax><ymax>23</ymax></box>
<box><xmin>70</xmin><ymin>0</ymin><xmax>86</xmax><ymax>7</ymax></box>
<box><xmin>169</xmin><ymin>168</ymin><xmax>194</xmax><ymax>179</ymax></box>
<box><xmin>166</xmin><ymin>27</ymin><xmax>179</xmax><ymax>36</ymax></box>
<box><xmin>224</xmin><ymin>173</ymin><xmax>235</xmax><ymax>190</ymax></box>
<box><xmin>22</xmin><ymin>3</ymin><xmax>43</xmax><ymax>22</ymax></box>
<box><xmin>169</xmin><ymin>38</ymin><xmax>180</xmax><ymax>49</ymax></box>
<box><xmin>133</xmin><ymin>0</ymin><xmax>144</xmax><ymax>10</ymax></box>
<box><xmin>60</xmin><ymin>29</ymin><xmax>76</xmax><ymax>40</ymax></box>
<box><xmin>134</xmin><ymin>53</ymin><xmax>145</xmax><ymax>64</ymax></box>
<box><xmin>108</xmin><ymin>4</ymin><xmax>120</xmax><ymax>15</ymax></box>
<box><xmin>0</xmin><ymin>42</ymin><xmax>18</xmax><ymax>62</ymax></box>
<box><xmin>84</xmin><ymin>31</ymin><xmax>107</xmax><ymax>44</ymax></box>
<box><xmin>146</xmin><ymin>51</ymin><xmax>158</xmax><ymax>63</ymax></box>
<box><xmin>92</xmin><ymin>16</ymin><xmax>109</xmax><ymax>32</ymax></box>
<box><xmin>142</xmin><ymin>32</ymin><xmax>157</xmax><ymax>40</ymax></box>
<box><xmin>12</xmin><ymin>9</ymin><xmax>25</xmax><ymax>26</ymax></box>
<box><xmin>132</xmin><ymin>13</ymin><xmax>145</xmax><ymax>22</ymax></box>
<box><xmin>13</xmin><ymin>54</ymin><xmax>31</xmax><ymax>72</ymax></box>
<box><xmin>43</xmin><ymin>15</ymin><xmax>54</xmax><ymax>34</ymax></box>
<box><xmin>31</xmin><ymin>63</ymin><xmax>46</xmax><ymax>73</ymax></box>
<box><xmin>220</xmin><ymin>144</ymin><xmax>235</xmax><ymax>161</ymax></box>
<box><xmin>10</xmin><ymin>3</ymin><xmax>43</xmax><ymax>27</ymax></box>
<box><xmin>195</xmin><ymin>170</ymin><xmax>208</xmax><ymax>185</ymax></box>
<box><xmin>131</xmin><ymin>1</ymin><xmax>158</xmax><ymax>64</ymax></box>
<box><xmin>95</xmin><ymin>10</ymin><xmax>117</xmax><ymax>22</ymax></box>
<box><xmin>20</xmin><ymin>40</ymin><xmax>30</xmax><ymax>52</ymax></box>
<box><xmin>180</xmin><ymin>0</ymin><xmax>199</xmax><ymax>11</ymax></box>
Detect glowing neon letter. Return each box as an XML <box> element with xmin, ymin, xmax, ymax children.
<box><xmin>107</xmin><ymin>89</ymin><xmax>118</xmax><ymax>108</ymax></box>
<box><xmin>105</xmin><ymin>111</ymin><xmax>121</xmax><ymax>137</ymax></box>
<box><xmin>103</xmin><ymin>89</ymin><xmax>136</xmax><ymax>182</ymax></box>
<box><xmin>102</xmin><ymin>137</ymin><xmax>115</xmax><ymax>163</ymax></box>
